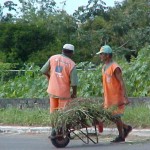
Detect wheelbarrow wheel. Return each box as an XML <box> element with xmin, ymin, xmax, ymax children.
<box><xmin>50</xmin><ymin>129</ymin><xmax>70</xmax><ymax>148</ymax></box>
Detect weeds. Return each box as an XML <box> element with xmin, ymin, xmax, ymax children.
<box><xmin>0</xmin><ymin>103</ymin><xmax>149</xmax><ymax>128</ymax></box>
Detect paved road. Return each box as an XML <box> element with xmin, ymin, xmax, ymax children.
<box><xmin>0</xmin><ymin>133</ymin><xmax>150</xmax><ymax>150</ymax></box>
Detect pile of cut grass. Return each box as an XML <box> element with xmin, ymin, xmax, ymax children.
<box><xmin>49</xmin><ymin>98</ymin><xmax>114</xmax><ymax>132</ymax></box>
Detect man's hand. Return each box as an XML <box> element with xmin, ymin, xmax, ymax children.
<box><xmin>118</xmin><ymin>99</ymin><xmax>130</xmax><ymax>106</ymax></box>
<box><xmin>71</xmin><ymin>93</ymin><xmax>77</xmax><ymax>98</ymax></box>
<box><xmin>71</xmin><ymin>86</ymin><xmax>77</xmax><ymax>98</ymax></box>
<box><xmin>123</xmin><ymin>96</ymin><xmax>130</xmax><ymax>105</ymax></box>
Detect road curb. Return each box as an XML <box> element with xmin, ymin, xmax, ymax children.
<box><xmin>0</xmin><ymin>126</ymin><xmax>51</xmax><ymax>134</ymax></box>
<box><xmin>0</xmin><ymin>126</ymin><xmax>150</xmax><ymax>137</ymax></box>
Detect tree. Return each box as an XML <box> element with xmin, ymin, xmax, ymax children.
<box><xmin>73</xmin><ymin>0</ymin><xmax>107</xmax><ymax>23</ymax></box>
<box><xmin>18</xmin><ymin>0</ymin><xmax>57</xmax><ymax>23</ymax></box>
<box><xmin>106</xmin><ymin>0</ymin><xmax>150</xmax><ymax>61</ymax></box>
<box><xmin>0</xmin><ymin>0</ymin><xmax>78</xmax><ymax>64</ymax></box>
<box><xmin>0</xmin><ymin>0</ymin><xmax>17</xmax><ymax>22</ymax></box>
<box><xmin>0</xmin><ymin>23</ymin><xmax>55</xmax><ymax>63</ymax></box>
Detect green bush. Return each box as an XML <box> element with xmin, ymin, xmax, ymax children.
<box><xmin>0</xmin><ymin>45</ymin><xmax>149</xmax><ymax>98</ymax></box>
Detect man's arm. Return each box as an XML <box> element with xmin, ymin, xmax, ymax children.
<box><xmin>70</xmin><ymin>67</ymin><xmax>78</xmax><ymax>98</ymax></box>
<box><xmin>114</xmin><ymin>67</ymin><xmax>130</xmax><ymax>105</ymax></box>
<box><xmin>71</xmin><ymin>86</ymin><xmax>77</xmax><ymax>98</ymax></box>
<box><xmin>40</xmin><ymin>59</ymin><xmax>50</xmax><ymax>79</ymax></box>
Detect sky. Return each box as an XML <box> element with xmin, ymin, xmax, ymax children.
<box><xmin>0</xmin><ymin>0</ymin><xmax>124</xmax><ymax>15</ymax></box>
<box><xmin>56</xmin><ymin>0</ymin><xmax>124</xmax><ymax>14</ymax></box>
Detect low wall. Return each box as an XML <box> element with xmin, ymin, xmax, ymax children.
<box><xmin>0</xmin><ymin>98</ymin><xmax>49</xmax><ymax>109</ymax></box>
<box><xmin>0</xmin><ymin>97</ymin><xmax>149</xmax><ymax>109</ymax></box>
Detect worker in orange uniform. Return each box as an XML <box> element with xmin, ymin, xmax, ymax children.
<box><xmin>96</xmin><ymin>45</ymin><xmax>132</xmax><ymax>143</ymax></box>
<box><xmin>41</xmin><ymin>44</ymin><xmax>78</xmax><ymax>113</ymax></box>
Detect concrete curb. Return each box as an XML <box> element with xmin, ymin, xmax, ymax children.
<box><xmin>0</xmin><ymin>126</ymin><xmax>150</xmax><ymax>137</ymax></box>
<box><xmin>0</xmin><ymin>126</ymin><xmax>51</xmax><ymax>134</ymax></box>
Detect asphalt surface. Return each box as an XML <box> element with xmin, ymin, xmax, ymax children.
<box><xmin>0</xmin><ymin>126</ymin><xmax>150</xmax><ymax>150</ymax></box>
<box><xmin>0</xmin><ymin>132</ymin><xmax>150</xmax><ymax>150</ymax></box>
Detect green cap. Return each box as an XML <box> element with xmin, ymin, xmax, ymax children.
<box><xmin>96</xmin><ymin>45</ymin><xmax>112</xmax><ymax>54</ymax></box>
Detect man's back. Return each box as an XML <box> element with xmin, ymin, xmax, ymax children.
<box><xmin>47</xmin><ymin>54</ymin><xmax>75</xmax><ymax>98</ymax></box>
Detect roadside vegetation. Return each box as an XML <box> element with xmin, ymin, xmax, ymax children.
<box><xmin>0</xmin><ymin>45</ymin><xmax>150</xmax><ymax>128</ymax></box>
<box><xmin>0</xmin><ymin>103</ymin><xmax>149</xmax><ymax>128</ymax></box>
<box><xmin>0</xmin><ymin>0</ymin><xmax>149</xmax><ymax>65</ymax></box>
<box><xmin>0</xmin><ymin>0</ymin><xmax>149</xmax><ymax>128</ymax></box>
<box><xmin>123</xmin><ymin>104</ymin><xmax>150</xmax><ymax>128</ymax></box>
<box><xmin>0</xmin><ymin>45</ymin><xmax>149</xmax><ymax>98</ymax></box>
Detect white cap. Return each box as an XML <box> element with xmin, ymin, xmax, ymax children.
<box><xmin>63</xmin><ymin>44</ymin><xmax>74</xmax><ymax>51</ymax></box>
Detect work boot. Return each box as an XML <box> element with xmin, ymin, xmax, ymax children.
<box><xmin>124</xmin><ymin>125</ymin><xmax>132</xmax><ymax>138</ymax></box>
<box><xmin>111</xmin><ymin>136</ymin><xmax>125</xmax><ymax>143</ymax></box>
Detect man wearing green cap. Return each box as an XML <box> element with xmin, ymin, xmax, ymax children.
<box><xmin>97</xmin><ymin>45</ymin><xmax>132</xmax><ymax>142</ymax></box>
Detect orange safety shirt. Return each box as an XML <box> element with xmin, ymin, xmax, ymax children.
<box><xmin>47</xmin><ymin>54</ymin><xmax>75</xmax><ymax>99</ymax></box>
<box><xmin>102</xmin><ymin>62</ymin><xmax>125</xmax><ymax>115</ymax></box>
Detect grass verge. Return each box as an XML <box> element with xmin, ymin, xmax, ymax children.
<box><xmin>0</xmin><ymin>103</ymin><xmax>149</xmax><ymax>128</ymax></box>
<box><xmin>0</xmin><ymin>108</ymin><xmax>50</xmax><ymax>126</ymax></box>
<box><xmin>123</xmin><ymin>103</ymin><xmax>150</xmax><ymax>128</ymax></box>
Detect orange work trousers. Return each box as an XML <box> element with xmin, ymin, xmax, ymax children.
<box><xmin>50</xmin><ymin>97</ymin><xmax>70</xmax><ymax>113</ymax></box>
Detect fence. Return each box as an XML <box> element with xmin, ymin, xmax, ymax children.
<box><xmin>0</xmin><ymin>70</ymin><xmax>34</xmax><ymax>82</ymax></box>
<box><xmin>0</xmin><ymin>97</ymin><xmax>150</xmax><ymax>109</ymax></box>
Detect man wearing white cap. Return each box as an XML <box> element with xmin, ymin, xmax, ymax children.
<box><xmin>96</xmin><ymin>45</ymin><xmax>132</xmax><ymax>143</ymax></box>
<box><xmin>41</xmin><ymin>44</ymin><xmax>78</xmax><ymax>113</ymax></box>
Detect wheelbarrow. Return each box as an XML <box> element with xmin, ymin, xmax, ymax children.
<box><xmin>49</xmin><ymin>121</ymin><xmax>104</xmax><ymax>148</ymax></box>
<box><xmin>48</xmin><ymin>97</ymin><xmax>113</xmax><ymax>148</ymax></box>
